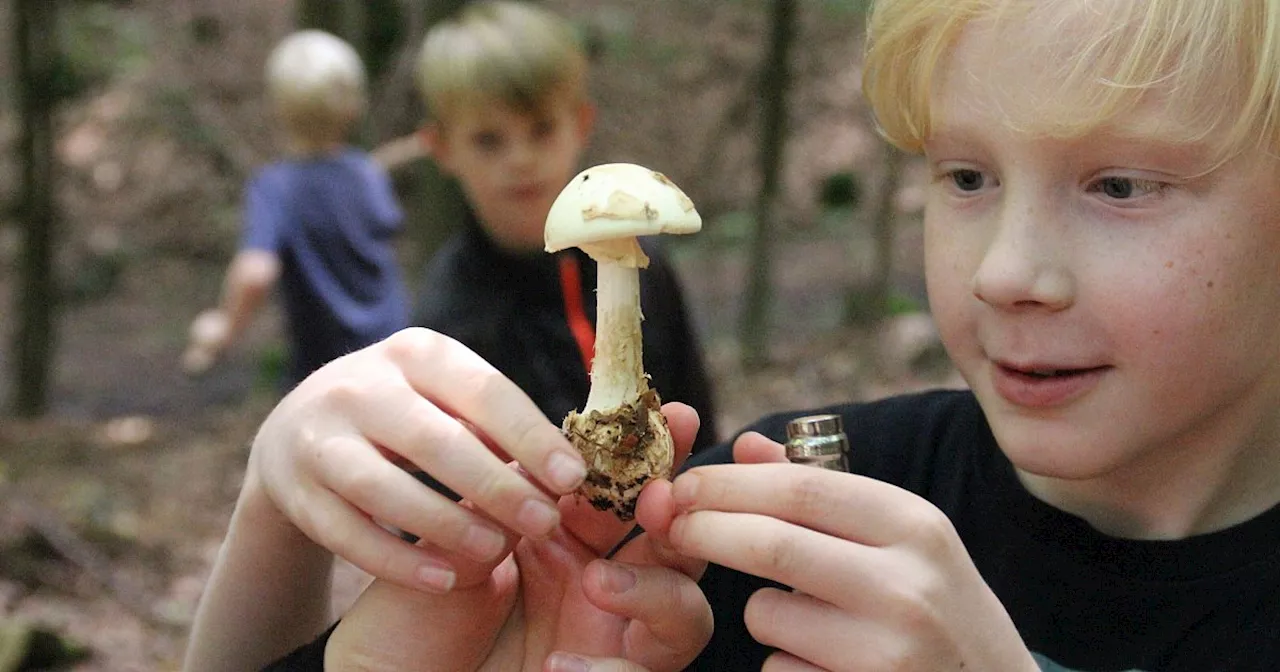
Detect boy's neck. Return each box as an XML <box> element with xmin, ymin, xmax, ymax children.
<box><xmin>286</xmin><ymin>138</ymin><xmax>347</xmax><ymax>158</ymax></box>
<box><xmin>1017</xmin><ymin>423</ymin><xmax>1280</xmax><ymax>540</ymax></box>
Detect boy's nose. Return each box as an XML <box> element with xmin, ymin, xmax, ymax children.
<box><xmin>509</xmin><ymin>138</ymin><xmax>538</xmax><ymax>168</ymax></box>
<box><xmin>970</xmin><ymin>204</ymin><xmax>1074</xmax><ymax>312</ymax></box>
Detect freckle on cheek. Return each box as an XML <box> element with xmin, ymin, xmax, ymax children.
<box><xmin>1207</xmin><ymin>281</ymin><xmax>1215</xmax><ymax>288</ymax></box>
<box><xmin>1165</xmin><ymin>261</ymin><xmax>1174</xmax><ymax>269</ymax></box>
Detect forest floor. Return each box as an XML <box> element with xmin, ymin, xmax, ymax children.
<box><xmin>0</xmin><ymin>1</ymin><xmax>962</xmax><ymax>670</ymax></box>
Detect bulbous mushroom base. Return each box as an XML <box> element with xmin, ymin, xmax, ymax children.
<box><xmin>561</xmin><ymin>388</ymin><xmax>674</xmax><ymax>521</ymax></box>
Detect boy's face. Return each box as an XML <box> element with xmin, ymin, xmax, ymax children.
<box><xmin>429</xmin><ymin>96</ymin><xmax>594</xmax><ymax>252</ymax></box>
<box><xmin>923</xmin><ymin>18</ymin><xmax>1280</xmax><ymax>504</ymax></box>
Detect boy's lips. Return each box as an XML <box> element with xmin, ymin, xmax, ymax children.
<box><xmin>510</xmin><ymin>184</ymin><xmax>545</xmax><ymax>200</ymax></box>
<box><xmin>990</xmin><ymin>360</ymin><xmax>1111</xmax><ymax>408</ymax></box>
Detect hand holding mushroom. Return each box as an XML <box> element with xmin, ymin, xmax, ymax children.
<box><xmin>544</xmin><ymin>163</ymin><xmax>702</xmax><ymax>521</ymax></box>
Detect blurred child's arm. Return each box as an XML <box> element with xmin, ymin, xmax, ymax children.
<box><xmin>370</xmin><ymin>128</ymin><xmax>430</xmax><ymax>173</ymax></box>
<box><xmin>182</xmin><ymin>249</ymin><xmax>280</xmax><ymax>375</ymax></box>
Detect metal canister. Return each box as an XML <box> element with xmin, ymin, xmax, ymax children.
<box><xmin>785</xmin><ymin>414</ymin><xmax>850</xmax><ymax>472</ymax></box>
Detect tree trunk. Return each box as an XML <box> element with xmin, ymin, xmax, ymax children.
<box><xmin>738</xmin><ymin>0</ymin><xmax>796</xmax><ymax>367</ymax></box>
<box><xmin>398</xmin><ymin>0</ymin><xmax>472</xmax><ymax>299</ymax></box>
<box><xmin>843</xmin><ymin>144</ymin><xmax>904</xmax><ymax>326</ymax></box>
<box><xmin>11</xmin><ymin>0</ymin><xmax>59</xmax><ymax>417</ymax></box>
<box><xmin>295</xmin><ymin>0</ymin><xmax>368</xmax><ymax>54</ymax></box>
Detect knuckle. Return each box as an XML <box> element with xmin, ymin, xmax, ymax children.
<box><xmin>381</xmin><ymin>326</ymin><xmax>434</xmax><ymax>361</ymax></box>
<box><xmin>467</xmin><ymin>461</ymin><xmax>519</xmax><ymax>505</ymax></box>
<box><xmin>751</xmin><ymin>531</ymin><xmax>801</xmax><ymax>576</ymax></box>
<box><xmin>333</xmin><ymin>459</ymin><xmax>385</xmax><ymax>503</ymax></box>
<box><xmin>322</xmin><ymin>376</ymin><xmax>376</xmax><ymax>411</ymax></box>
<box><xmin>900</xmin><ymin>504</ymin><xmax>959</xmax><ymax>556</ymax></box>
<box><xmin>786</xmin><ymin>471</ymin><xmax>833</xmax><ymax>520</ymax></box>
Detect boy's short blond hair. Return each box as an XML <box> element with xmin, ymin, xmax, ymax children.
<box><xmin>863</xmin><ymin>0</ymin><xmax>1280</xmax><ymax>164</ymax></box>
<box><xmin>265</xmin><ymin>30</ymin><xmax>367</xmax><ymax>152</ymax></box>
<box><xmin>416</xmin><ymin>1</ymin><xmax>588</xmax><ymax>125</ymax></box>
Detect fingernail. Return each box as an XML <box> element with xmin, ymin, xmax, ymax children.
<box><xmin>672</xmin><ymin>473</ymin><xmax>700</xmax><ymax>511</ymax></box>
<box><xmin>518</xmin><ymin>498</ymin><xmax>560</xmax><ymax>538</ymax></box>
<box><xmin>546</xmin><ymin>451</ymin><xmax>587</xmax><ymax>492</ymax></box>
<box><xmin>416</xmin><ymin>561</ymin><xmax>456</xmax><ymax>593</ymax></box>
<box><xmin>597</xmin><ymin>560</ymin><xmax>636</xmax><ymax>594</ymax></box>
<box><xmin>461</xmin><ymin>524</ymin><xmax>506</xmax><ymax>561</ymax></box>
<box><xmin>546</xmin><ymin>652</ymin><xmax>592</xmax><ymax>672</ymax></box>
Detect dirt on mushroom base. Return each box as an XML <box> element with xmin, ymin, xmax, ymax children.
<box><xmin>562</xmin><ymin>387</ymin><xmax>671</xmax><ymax>521</ymax></box>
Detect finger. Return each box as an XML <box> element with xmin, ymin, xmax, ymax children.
<box><xmin>341</xmin><ymin>370</ymin><xmax>567</xmax><ymax>540</ymax></box>
<box><xmin>661</xmin><ymin>402</ymin><xmax>700</xmax><ymax>469</ymax></box>
<box><xmin>749</xmin><ymin>588</ymin><xmax>930</xmax><ymax>671</ymax></box>
<box><xmin>560</xmin><ymin>403</ymin><xmax>701</xmax><ymax>557</ymax></box>
<box><xmin>580</xmin><ymin>559</ymin><xmax>712</xmax><ymax>672</ymax></box>
<box><xmin>383</xmin><ymin>329</ymin><xmax>588</xmax><ymax>496</ymax></box>
<box><xmin>761</xmin><ymin>651</ymin><xmax>827</xmax><ymax>672</ymax></box>
<box><xmin>613</xmin><ymin>481</ymin><xmax>706</xmax><ymax>580</ymax></box>
<box><xmin>671</xmin><ymin>463</ymin><xmax>953</xmax><ymax>548</ymax></box>
<box><xmin>732</xmin><ymin>431</ymin><xmax>789</xmax><ymax>464</ymax></box>
<box><xmin>545</xmin><ymin>653</ymin><xmax>651</xmax><ymax>672</ymax></box>
<box><xmin>295</xmin><ymin>484</ymin><xmax>460</xmax><ymax>594</ymax></box>
<box><xmin>315</xmin><ymin>435</ymin><xmax>513</xmax><ymax>566</ymax></box>
<box><xmin>667</xmin><ymin>510</ymin><xmax>895</xmax><ymax>609</ymax></box>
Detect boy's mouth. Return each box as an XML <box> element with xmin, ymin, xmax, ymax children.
<box><xmin>991</xmin><ymin>361</ymin><xmax>1112</xmax><ymax>407</ymax></box>
<box><xmin>1000</xmin><ymin>364</ymin><xmax>1110</xmax><ymax>379</ymax></box>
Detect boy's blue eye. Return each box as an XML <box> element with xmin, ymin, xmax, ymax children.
<box><xmin>1098</xmin><ymin>177</ymin><xmax>1134</xmax><ymax>199</ymax></box>
<box><xmin>1088</xmin><ymin>176</ymin><xmax>1165</xmax><ymax>200</ymax></box>
<box><xmin>1100</xmin><ymin>176</ymin><xmax>1131</xmax><ymax>198</ymax></box>
<box><xmin>950</xmin><ymin>169</ymin><xmax>985</xmax><ymax>192</ymax></box>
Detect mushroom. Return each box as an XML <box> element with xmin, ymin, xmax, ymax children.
<box><xmin>544</xmin><ymin>163</ymin><xmax>702</xmax><ymax>520</ymax></box>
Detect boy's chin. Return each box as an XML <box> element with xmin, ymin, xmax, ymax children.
<box><xmin>986</xmin><ymin>412</ymin><xmax>1131</xmax><ymax>482</ymax></box>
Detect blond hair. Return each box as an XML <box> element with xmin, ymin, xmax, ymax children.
<box><xmin>862</xmin><ymin>0</ymin><xmax>1280</xmax><ymax>163</ymax></box>
<box><xmin>265</xmin><ymin>30</ymin><xmax>367</xmax><ymax>152</ymax></box>
<box><xmin>416</xmin><ymin>1</ymin><xmax>587</xmax><ymax>125</ymax></box>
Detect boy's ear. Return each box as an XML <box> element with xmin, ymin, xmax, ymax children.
<box><xmin>575</xmin><ymin>101</ymin><xmax>597</xmax><ymax>143</ymax></box>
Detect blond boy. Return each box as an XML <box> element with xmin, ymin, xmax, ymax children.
<box><xmin>407</xmin><ymin>1</ymin><xmax>719</xmax><ymax>451</ymax></box>
<box><xmin>183</xmin><ymin>30</ymin><xmax>406</xmax><ymax>391</ymax></box>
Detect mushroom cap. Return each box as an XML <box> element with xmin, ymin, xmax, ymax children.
<box><xmin>544</xmin><ymin>164</ymin><xmax>702</xmax><ymax>262</ymax></box>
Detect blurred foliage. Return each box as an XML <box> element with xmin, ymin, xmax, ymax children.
<box><xmin>61</xmin><ymin>246</ymin><xmax>127</xmax><ymax>305</ymax></box>
<box><xmin>255</xmin><ymin>345</ymin><xmax>287</xmax><ymax>394</ymax></box>
<box><xmin>843</xmin><ymin>288</ymin><xmax>920</xmax><ymax>326</ymax></box>
<box><xmin>0</xmin><ymin>619</ymin><xmax>92</xmax><ymax>672</ymax></box>
<box><xmin>724</xmin><ymin>0</ymin><xmax>870</xmax><ymax>16</ymax></box>
<box><xmin>818</xmin><ymin>171</ymin><xmax>862</xmax><ymax>210</ymax></box>
<box><xmin>819</xmin><ymin>0</ymin><xmax>873</xmax><ymax>17</ymax></box>
<box><xmin>56</xmin><ymin>1</ymin><xmax>152</xmax><ymax>100</ymax></box>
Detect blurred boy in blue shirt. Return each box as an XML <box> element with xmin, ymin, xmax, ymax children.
<box><xmin>183</xmin><ymin>30</ymin><xmax>407</xmax><ymax>391</ymax></box>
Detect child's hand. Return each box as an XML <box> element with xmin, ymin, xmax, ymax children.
<box><xmin>181</xmin><ymin>309</ymin><xmax>231</xmax><ymax>375</ymax></box>
<box><xmin>664</xmin><ymin>432</ymin><xmax>1041</xmax><ymax>672</ymax></box>
<box><xmin>245</xmin><ymin>327</ymin><xmax>590</xmax><ymax>592</ymax></box>
<box><xmin>318</xmin><ymin>402</ymin><xmax>711</xmax><ymax>672</ymax></box>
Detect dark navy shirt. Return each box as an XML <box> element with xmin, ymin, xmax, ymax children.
<box><xmin>242</xmin><ymin>148</ymin><xmax>407</xmax><ymax>388</ymax></box>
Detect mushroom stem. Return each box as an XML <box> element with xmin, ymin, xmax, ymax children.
<box><xmin>584</xmin><ymin>260</ymin><xmax>645</xmax><ymax>413</ymax></box>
